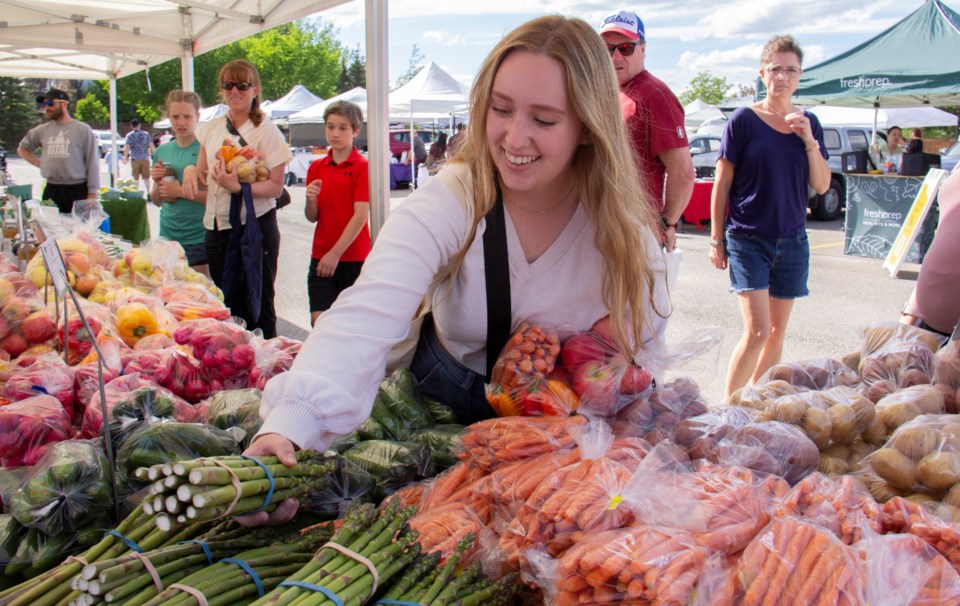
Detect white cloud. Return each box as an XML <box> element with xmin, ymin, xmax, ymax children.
<box><xmin>422</xmin><ymin>30</ymin><xmax>466</xmax><ymax>47</ymax></box>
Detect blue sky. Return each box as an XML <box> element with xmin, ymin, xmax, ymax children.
<box><xmin>316</xmin><ymin>0</ymin><xmax>956</xmax><ymax>99</ymax></box>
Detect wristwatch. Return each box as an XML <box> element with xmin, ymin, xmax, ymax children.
<box><xmin>710</xmin><ymin>239</ymin><xmax>726</xmax><ymax>247</ymax></box>
<box><xmin>660</xmin><ymin>216</ymin><xmax>678</xmax><ymax>231</ymax></box>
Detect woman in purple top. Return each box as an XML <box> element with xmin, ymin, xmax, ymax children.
<box><xmin>709</xmin><ymin>35</ymin><xmax>831</xmax><ymax>397</ymax></box>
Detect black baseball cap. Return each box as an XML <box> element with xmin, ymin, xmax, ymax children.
<box><xmin>35</xmin><ymin>88</ymin><xmax>69</xmax><ymax>104</ymax></box>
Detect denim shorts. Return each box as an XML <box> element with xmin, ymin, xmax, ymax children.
<box><xmin>181</xmin><ymin>242</ymin><xmax>208</xmax><ymax>267</ymax></box>
<box><xmin>409</xmin><ymin>316</ymin><xmax>495</xmax><ymax>425</ymax></box>
<box><xmin>726</xmin><ymin>231</ymin><xmax>810</xmax><ymax>299</ymax></box>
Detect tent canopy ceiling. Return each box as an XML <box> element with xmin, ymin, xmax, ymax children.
<box><xmin>761</xmin><ymin>0</ymin><xmax>960</xmax><ymax>108</ymax></box>
<box><xmin>807</xmin><ymin>105</ymin><xmax>959</xmax><ymax>129</ymax></box>
<box><xmin>388</xmin><ymin>61</ymin><xmax>469</xmax><ymax>116</ymax></box>
<box><xmin>0</xmin><ymin>0</ymin><xmax>350</xmax><ymax>80</ymax></box>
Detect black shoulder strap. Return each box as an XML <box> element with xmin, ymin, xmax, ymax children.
<box><xmin>225</xmin><ymin>117</ymin><xmax>249</xmax><ymax>148</ymax></box>
<box><xmin>483</xmin><ymin>184</ymin><xmax>512</xmax><ymax>380</ymax></box>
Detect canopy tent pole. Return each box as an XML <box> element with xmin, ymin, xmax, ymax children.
<box><xmin>365</xmin><ymin>0</ymin><xmax>390</xmax><ymax>242</ymax></box>
<box><xmin>180</xmin><ymin>10</ymin><xmax>195</xmax><ymax>91</ymax></box>
<box><xmin>109</xmin><ymin>77</ymin><xmax>119</xmax><ymax>185</ymax></box>
<box><xmin>872</xmin><ymin>100</ymin><xmax>880</xmax><ymax>164</ymax></box>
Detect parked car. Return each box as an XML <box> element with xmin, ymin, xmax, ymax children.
<box><xmin>940</xmin><ymin>140</ymin><xmax>960</xmax><ymax>173</ymax></box>
<box><xmin>688</xmin><ymin>134</ymin><xmax>721</xmax><ymax>179</ymax></box>
<box><xmin>92</xmin><ymin>130</ymin><xmax>125</xmax><ymax>158</ymax></box>
<box><xmin>389</xmin><ymin>130</ymin><xmax>433</xmax><ymax>161</ymax></box>
<box><xmin>696</xmin><ymin>115</ymin><xmax>728</xmax><ymax>137</ymax></box>
<box><xmin>807</xmin><ymin>125</ymin><xmax>881</xmax><ymax>221</ymax></box>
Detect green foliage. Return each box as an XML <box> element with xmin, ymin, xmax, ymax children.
<box><xmin>74</xmin><ymin>93</ymin><xmax>110</xmax><ymax>124</ymax></box>
<box><xmin>337</xmin><ymin>45</ymin><xmax>366</xmax><ymax>92</ymax></box>
<box><xmin>0</xmin><ymin>77</ymin><xmax>38</xmax><ymax>149</ymax></box>
<box><xmin>735</xmin><ymin>82</ymin><xmax>757</xmax><ymax>99</ymax></box>
<box><xmin>394</xmin><ymin>44</ymin><xmax>426</xmax><ymax>91</ymax></box>
<box><xmin>678</xmin><ymin>70</ymin><xmax>732</xmax><ymax>106</ymax></box>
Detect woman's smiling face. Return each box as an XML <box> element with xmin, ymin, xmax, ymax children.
<box><xmin>486</xmin><ymin>50</ymin><xmax>586</xmax><ymax>201</ymax></box>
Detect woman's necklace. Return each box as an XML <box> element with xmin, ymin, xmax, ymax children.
<box><xmin>764</xmin><ymin>102</ymin><xmax>793</xmax><ymax>123</ymax></box>
<box><xmin>504</xmin><ymin>184</ymin><xmax>577</xmax><ymax>214</ymax></box>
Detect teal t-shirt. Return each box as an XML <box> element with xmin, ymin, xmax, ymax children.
<box><xmin>153</xmin><ymin>139</ymin><xmax>206</xmax><ymax>245</ymax></box>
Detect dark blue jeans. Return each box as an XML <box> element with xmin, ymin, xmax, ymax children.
<box><xmin>410</xmin><ymin>317</ymin><xmax>495</xmax><ymax>425</ymax></box>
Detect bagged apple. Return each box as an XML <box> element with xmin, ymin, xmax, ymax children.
<box><xmin>0</xmin><ymin>395</ymin><xmax>71</xmax><ymax>468</ymax></box>
<box><xmin>1</xmin><ymin>353</ymin><xmax>76</xmax><ymax>418</ymax></box>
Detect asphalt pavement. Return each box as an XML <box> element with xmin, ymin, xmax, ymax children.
<box><xmin>8</xmin><ymin>157</ymin><xmax>921</xmax><ymax>407</ymax></box>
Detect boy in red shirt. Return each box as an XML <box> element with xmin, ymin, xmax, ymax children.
<box><xmin>304</xmin><ymin>101</ymin><xmax>370</xmax><ymax>325</ymax></box>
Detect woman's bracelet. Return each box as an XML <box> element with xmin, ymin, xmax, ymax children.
<box><xmin>710</xmin><ymin>239</ymin><xmax>726</xmax><ymax>247</ymax></box>
<box><xmin>805</xmin><ymin>143</ymin><xmax>819</xmax><ymax>152</ymax></box>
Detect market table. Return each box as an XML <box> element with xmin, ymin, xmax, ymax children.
<box><xmin>682</xmin><ymin>180</ymin><xmax>713</xmax><ymax>229</ymax></box>
<box><xmin>390</xmin><ymin>164</ymin><xmax>413</xmax><ymax>190</ymax></box>
<box><xmin>101</xmin><ymin>196</ymin><xmax>151</xmax><ymax>244</ymax></box>
<box><xmin>843</xmin><ymin>174</ymin><xmax>938</xmax><ymax>263</ymax></box>
<box><xmin>287</xmin><ymin>154</ymin><xmax>320</xmax><ymax>183</ymax></box>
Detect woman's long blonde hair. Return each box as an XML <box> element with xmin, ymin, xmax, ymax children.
<box><xmin>451</xmin><ymin>15</ymin><xmax>664</xmax><ymax>353</ymax></box>
<box><xmin>218</xmin><ymin>59</ymin><xmax>265</xmax><ymax>127</ymax></box>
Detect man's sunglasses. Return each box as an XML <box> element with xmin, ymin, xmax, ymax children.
<box><xmin>606</xmin><ymin>42</ymin><xmax>639</xmax><ymax>57</ymax></box>
<box><xmin>221</xmin><ymin>81</ymin><xmax>253</xmax><ymax>91</ymax></box>
<box><xmin>37</xmin><ymin>99</ymin><xmax>56</xmax><ymax>107</ymax></box>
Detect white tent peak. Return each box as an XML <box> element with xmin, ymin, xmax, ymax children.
<box><xmin>264</xmin><ymin>84</ymin><xmax>324</xmax><ymax>120</ymax></box>
<box><xmin>389</xmin><ymin>62</ymin><xmax>469</xmax><ymax>116</ymax></box>
<box><xmin>287</xmin><ymin>87</ymin><xmax>368</xmax><ymax>124</ymax></box>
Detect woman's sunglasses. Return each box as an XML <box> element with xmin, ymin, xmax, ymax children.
<box><xmin>221</xmin><ymin>81</ymin><xmax>253</xmax><ymax>91</ymax></box>
<box><xmin>606</xmin><ymin>42</ymin><xmax>638</xmax><ymax>57</ymax></box>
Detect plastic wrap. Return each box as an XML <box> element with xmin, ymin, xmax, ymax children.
<box><xmin>672</xmin><ymin>406</ymin><xmax>758</xmax><ymax>461</ymax></box>
<box><xmin>81</xmin><ymin>374</ymin><xmax>201</xmax><ymax>439</ymax></box>
<box><xmin>733</xmin><ymin>516</ymin><xmax>865</xmax><ymax>605</ymax></box>
<box><xmin>1</xmin><ymin>352</ymin><xmax>76</xmax><ymax>417</ymax></box>
<box><xmin>775</xmin><ymin>472</ymin><xmax>882</xmax><ymax>544</ymax></box>
<box><xmin>171</xmin><ymin>318</ymin><xmax>255</xmax><ymax>385</ymax></box>
<box><xmin>247</xmin><ymin>336</ymin><xmax>296</xmax><ymax>390</ymax></box>
<box><xmin>933</xmin><ymin>340</ymin><xmax>960</xmax><ymax>414</ymax></box>
<box><xmin>712</xmin><ymin>421</ymin><xmax>820</xmax><ymax>485</ymax></box>
<box><xmin>410</xmin><ymin>424</ymin><xmax>465</xmax><ymax>470</ymax></box>
<box><xmin>368</xmin><ymin>368</ymin><xmax>436</xmax><ymax>441</ymax></box>
<box><xmin>303</xmin><ymin>456</ymin><xmax>377</xmax><ymax>519</ymax></box>
<box><xmin>859</xmin><ymin>530</ymin><xmax>960</xmax><ymax>606</ymax></box>
<box><xmin>117</xmin><ymin>420</ymin><xmax>239</xmax><ymax>484</ymax></box>
<box><xmin>0</xmin><ymin>395</ymin><xmax>71</xmax><ymax>468</ymax></box>
<box><xmin>757</xmin><ymin>358</ymin><xmax>860</xmax><ymax>391</ymax></box>
<box><xmin>861</xmin><ymin>414</ymin><xmax>960</xmax><ymax>498</ymax></box>
<box><xmin>342</xmin><ymin>439</ymin><xmax>435</xmax><ymax>500</ymax></box>
<box><xmin>532</xmin><ymin>525</ymin><xmax>707</xmax><ymax>605</ymax></box>
<box><xmin>498</xmin><ymin>420</ymin><xmax>645</xmax><ymax>567</ymax></box>
<box><xmin>207</xmin><ymin>388</ymin><xmax>262</xmax><ymax>448</ymax></box>
<box><xmin>9</xmin><ymin>440</ymin><xmax>110</xmax><ymax>535</ymax></box>
<box><xmin>459</xmin><ymin>415</ymin><xmax>587</xmax><ymax>471</ymax></box>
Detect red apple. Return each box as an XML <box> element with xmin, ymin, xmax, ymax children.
<box><xmin>560</xmin><ymin>333</ymin><xmax>608</xmax><ymax>371</ymax></box>
<box><xmin>620</xmin><ymin>364</ymin><xmax>653</xmax><ymax>395</ymax></box>
<box><xmin>0</xmin><ymin>332</ymin><xmax>29</xmax><ymax>357</ymax></box>
<box><xmin>21</xmin><ymin>310</ymin><xmax>57</xmax><ymax>344</ymax></box>
<box><xmin>590</xmin><ymin>315</ymin><xmax>619</xmax><ymax>349</ymax></box>
<box><xmin>571</xmin><ymin>360</ymin><xmax>620</xmax><ymax>414</ymax></box>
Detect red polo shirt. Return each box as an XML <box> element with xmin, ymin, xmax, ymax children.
<box><xmin>307</xmin><ymin>147</ymin><xmax>371</xmax><ymax>262</ymax></box>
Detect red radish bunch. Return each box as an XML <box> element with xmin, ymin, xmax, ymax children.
<box><xmin>173</xmin><ymin>319</ymin><xmax>256</xmax><ymax>382</ymax></box>
<box><xmin>248</xmin><ymin>338</ymin><xmax>296</xmax><ymax>390</ymax></box>
<box><xmin>2</xmin><ymin>354</ymin><xmax>77</xmax><ymax>418</ymax></box>
<box><xmin>0</xmin><ymin>395</ymin><xmax>71</xmax><ymax>467</ymax></box>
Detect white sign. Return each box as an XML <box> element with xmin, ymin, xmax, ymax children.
<box><xmin>883</xmin><ymin>169</ymin><xmax>948</xmax><ymax>277</ymax></box>
<box><xmin>39</xmin><ymin>240</ymin><xmax>70</xmax><ymax>296</ymax></box>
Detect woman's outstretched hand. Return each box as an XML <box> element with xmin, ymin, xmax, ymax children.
<box><xmin>234</xmin><ymin>433</ymin><xmax>300</xmax><ymax>527</ymax></box>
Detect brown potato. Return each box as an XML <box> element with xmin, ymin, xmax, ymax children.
<box><xmin>818</xmin><ymin>454</ymin><xmax>849</xmax><ymax>475</ymax></box>
<box><xmin>918</xmin><ymin>451</ymin><xmax>960</xmax><ymax>491</ymax></box>
<box><xmin>828</xmin><ymin>404</ymin><xmax>859</xmax><ymax>444</ymax></box>
<box><xmin>866</xmin><ymin>474</ymin><xmax>908</xmax><ymax>503</ymax></box>
<box><xmin>943</xmin><ymin>483</ymin><xmax>960</xmax><ymax>509</ymax></box>
<box><xmin>876</xmin><ymin>401</ymin><xmax>922</xmax><ymax>431</ymax></box>
<box><xmin>869</xmin><ymin>448</ymin><xmax>918</xmax><ymax>491</ymax></box>
<box><xmin>862</xmin><ymin>415</ymin><xmax>889</xmax><ymax>445</ymax></box>
<box><xmin>889</xmin><ymin>425</ymin><xmax>939</xmax><ymax>460</ymax></box>
<box><xmin>801</xmin><ymin>406</ymin><xmax>832</xmax><ymax>449</ymax></box>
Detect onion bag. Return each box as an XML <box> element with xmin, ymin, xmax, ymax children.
<box><xmin>757</xmin><ymin>357</ymin><xmax>860</xmax><ymax>391</ymax></box>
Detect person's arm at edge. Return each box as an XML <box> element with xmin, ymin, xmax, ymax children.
<box><xmin>659</xmin><ymin>146</ymin><xmax>695</xmax><ymax>252</ymax></box>
<box><xmin>86</xmin><ymin>132</ymin><xmax>100</xmax><ymax>198</ymax></box>
<box><xmin>709</xmin><ymin>158</ymin><xmax>735</xmax><ymax>270</ymax></box>
<box><xmin>17</xmin><ymin>146</ymin><xmax>40</xmax><ymax>169</ymax></box>
<box><xmin>327</xmin><ymin>202</ymin><xmax>370</xmax><ymax>260</ymax></box>
<box><xmin>806</xmin><ymin>141</ymin><xmax>830</xmax><ymax>195</ymax></box>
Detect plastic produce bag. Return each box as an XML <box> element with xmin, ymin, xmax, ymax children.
<box><xmin>756</xmin><ymin>357</ymin><xmax>860</xmax><ymax>391</ymax></box>
<box><xmin>411</xmin><ymin>424</ymin><xmax>465</xmax><ymax>470</ymax></box>
<box><xmin>460</xmin><ymin>415</ymin><xmax>587</xmax><ymax>471</ymax></box>
<box><xmin>302</xmin><ymin>456</ymin><xmax>377</xmax><ymax>519</ymax></box>
<box><xmin>775</xmin><ymin>472</ymin><xmax>883</xmax><ymax>545</ymax></box>
<box><xmin>859</xmin><ymin>531</ymin><xmax>960</xmax><ymax>606</ymax></box>
<box><xmin>672</xmin><ymin>406</ymin><xmax>758</xmax><ymax>461</ymax></box>
<box><xmin>82</xmin><ymin>374</ymin><xmax>201</xmax><ymax>439</ymax></box>
<box><xmin>207</xmin><ymin>388</ymin><xmax>262</xmax><ymax>448</ymax></box>
<box><xmin>713</xmin><ymin>421</ymin><xmax>820</xmax><ymax>485</ymax></box>
<box><xmin>9</xmin><ymin>440</ymin><xmax>111</xmax><ymax>535</ymax></box>
<box><xmin>750</xmin><ymin>385</ymin><xmax>877</xmax><ymax>451</ymax></box>
<box><xmin>0</xmin><ymin>514</ymin><xmax>26</xmax><ymax>571</ymax></box>
<box><xmin>117</xmin><ymin>420</ymin><xmax>240</xmax><ymax>484</ymax></box>
<box><xmin>0</xmin><ymin>394</ymin><xmax>71</xmax><ymax>468</ymax></box>
<box><xmin>247</xmin><ymin>336</ymin><xmax>297</xmax><ymax>390</ymax></box>
<box><xmin>370</xmin><ymin>368</ymin><xmax>435</xmax><ymax>441</ymax></box>
<box><xmin>612</xmin><ymin>377</ymin><xmax>709</xmax><ymax>444</ymax></box>
<box><xmin>933</xmin><ymin>340</ymin><xmax>960</xmax><ymax>413</ymax></box>
<box><xmin>873</xmin><ymin>385</ymin><xmax>946</xmax><ymax>439</ymax></box>
<box><xmin>342</xmin><ymin>440</ymin><xmax>435</xmax><ymax>500</ymax></box>
<box><xmin>171</xmin><ymin>318</ymin><xmax>255</xmax><ymax>385</ymax></box>
<box><xmin>423</xmin><ymin>396</ymin><xmax>457</xmax><ymax>424</ymax></box>
<box><xmin>1</xmin><ymin>352</ymin><xmax>76</xmax><ymax>418</ymax></box>
<box><xmin>861</xmin><ymin>414</ymin><xmax>960</xmax><ymax>497</ymax></box>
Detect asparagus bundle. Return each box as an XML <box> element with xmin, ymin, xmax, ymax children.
<box><xmin>135</xmin><ymin>450</ymin><xmax>337</xmax><ymax>531</ymax></box>
<box><xmin>248</xmin><ymin>499</ymin><xmax>420</xmax><ymax>606</ymax></box>
<box><xmin>133</xmin><ymin>523</ymin><xmax>335</xmax><ymax>606</ymax></box>
<box><xmin>378</xmin><ymin>535</ymin><xmax>522</xmax><ymax>606</ymax></box>
<box><xmin>0</xmin><ymin>505</ymin><xmax>214</xmax><ymax>606</ymax></box>
<box><xmin>69</xmin><ymin>522</ymin><xmax>334</xmax><ymax>606</ymax></box>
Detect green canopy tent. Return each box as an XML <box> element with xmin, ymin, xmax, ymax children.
<box><xmin>759</xmin><ymin>0</ymin><xmax>960</xmax><ymax>109</ymax></box>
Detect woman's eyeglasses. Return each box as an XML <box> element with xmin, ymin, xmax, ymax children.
<box><xmin>606</xmin><ymin>42</ymin><xmax>638</xmax><ymax>57</ymax></box>
<box><xmin>221</xmin><ymin>81</ymin><xmax>253</xmax><ymax>91</ymax></box>
<box><xmin>766</xmin><ymin>66</ymin><xmax>802</xmax><ymax>78</ymax></box>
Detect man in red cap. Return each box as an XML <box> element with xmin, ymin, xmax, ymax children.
<box><xmin>600</xmin><ymin>10</ymin><xmax>693</xmax><ymax>253</ymax></box>
<box><xmin>18</xmin><ymin>87</ymin><xmax>100</xmax><ymax>213</ymax></box>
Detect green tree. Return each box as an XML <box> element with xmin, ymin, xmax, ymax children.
<box><xmin>734</xmin><ymin>83</ymin><xmax>757</xmax><ymax>99</ymax></box>
<box><xmin>75</xmin><ymin>92</ymin><xmax>110</xmax><ymax>124</ymax></box>
<box><xmin>393</xmin><ymin>44</ymin><xmax>425</xmax><ymax>90</ymax></box>
<box><xmin>341</xmin><ymin>45</ymin><xmax>366</xmax><ymax>91</ymax></box>
<box><xmin>0</xmin><ymin>77</ymin><xmax>36</xmax><ymax>149</ymax></box>
<box><xmin>678</xmin><ymin>71</ymin><xmax>731</xmax><ymax>106</ymax></box>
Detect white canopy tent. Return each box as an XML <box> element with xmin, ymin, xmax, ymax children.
<box><xmin>264</xmin><ymin>84</ymin><xmax>324</xmax><ymax>120</ymax></box>
<box><xmin>152</xmin><ymin>103</ymin><xmax>229</xmax><ymax>129</ymax></box>
<box><xmin>683</xmin><ymin>100</ymin><xmax>724</xmax><ymax>132</ymax></box>
<box><xmin>0</xmin><ymin>0</ymin><xmax>394</xmax><ymax>237</ymax></box>
<box><xmin>286</xmin><ymin>86</ymin><xmax>367</xmax><ymax>146</ymax></box>
<box><xmin>807</xmin><ymin>105</ymin><xmax>959</xmax><ymax>129</ymax></box>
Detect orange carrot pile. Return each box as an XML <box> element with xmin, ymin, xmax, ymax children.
<box><xmin>735</xmin><ymin>517</ymin><xmax>864</xmax><ymax>606</ymax></box>
<box><xmin>458</xmin><ymin>415</ymin><xmax>586</xmax><ymax>470</ymax></box>
<box><xmin>553</xmin><ymin>525</ymin><xmax>707</xmax><ymax>605</ymax></box>
<box><xmin>408</xmin><ymin>502</ymin><xmax>486</xmax><ymax>565</ymax></box>
<box><xmin>776</xmin><ymin>473</ymin><xmax>883</xmax><ymax>544</ymax></box>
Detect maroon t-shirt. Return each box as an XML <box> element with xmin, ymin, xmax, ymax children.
<box><xmin>620</xmin><ymin>70</ymin><xmax>689</xmax><ymax>210</ymax></box>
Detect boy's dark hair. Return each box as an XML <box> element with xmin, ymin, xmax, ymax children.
<box><xmin>324</xmin><ymin>101</ymin><xmax>364</xmax><ymax>131</ymax></box>
<box><xmin>130</xmin><ymin>119</ymin><xmax>141</xmax><ymax>127</ymax></box>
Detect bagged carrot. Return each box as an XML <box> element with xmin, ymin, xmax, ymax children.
<box><xmin>458</xmin><ymin>414</ymin><xmax>587</xmax><ymax>471</ymax></box>
<box><xmin>775</xmin><ymin>472</ymin><xmax>883</xmax><ymax>545</ymax></box>
<box><xmin>858</xmin><ymin>529</ymin><xmax>960</xmax><ymax>606</ymax></box>
<box><xmin>497</xmin><ymin>418</ymin><xmax>646</xmax><ymax>568</ymax></box>
<box><xmin>734</xmin><ymin>516</ymin><xmax>865</xmax><ymax>606</ymax></box>
<box><xmin>527</xmin><ymin>524</ymin><xmax>708</xmax><ymax>605</ymax></box>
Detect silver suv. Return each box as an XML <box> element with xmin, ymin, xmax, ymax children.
<box><xmin>810</xmin><ymin>125</ymin><xmax>879</xmax><ymax>221</ymax></box>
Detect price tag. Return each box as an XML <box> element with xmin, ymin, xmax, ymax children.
<box><xmin>39</xmin><ymin>240</ymin><xmax>70</xmax><ymax>296</ymax></box>
<box><xmin>28</xmin><ymin>220</ymin><xmax>45</xmax><ymax>244</ymax></box>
